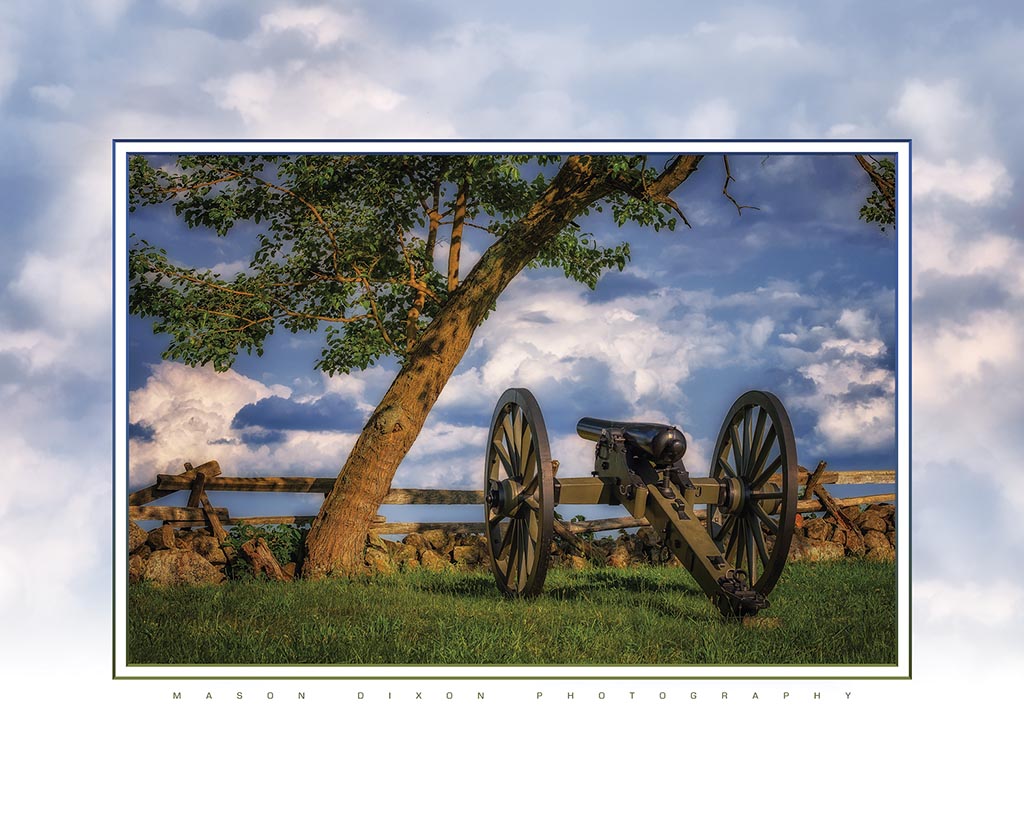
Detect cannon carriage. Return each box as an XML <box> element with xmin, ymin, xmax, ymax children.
<box><xmin>483</xmin><ymin>387</ymin><xmax>798</xmax><ymax>618</ymax></box>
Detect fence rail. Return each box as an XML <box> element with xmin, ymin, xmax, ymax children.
<box><xmin>128</xmin><ymin>460</ymin><xmax>895</xmax><ymax>538</ymax></box>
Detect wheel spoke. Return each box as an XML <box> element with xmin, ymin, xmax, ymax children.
<box><xmin>751</xmin><ymin>514</ymin><xmax>771</xmax><ymax>568</ymax></box>
<box><xmin>747</xmin><ymin>426</ymin><xmax>777</xmax><ymax>487</ymax></box>
<box><xmin>715</xmin><ymin>513</ymin><xmax>737</xmax><ymax>549</ymax></box>
<box><xmin>745</xmin><ymin>520</ymin><xmax>755</xmax><ymax>585</ymax></box>
<box><xmin>501</xmin><ymin>413</ymin><xmax>519</xmax><ymax>475</ymax></box>
<box><xmin>751</xmin><ymin>502</ymin><xmax>779</xmax><ymax>535</ymax></box>
<box><xmin>502</xmin><ymin>518</ymin><xmax>519</xmax><ymax>578</ymax></box>
<box><xmin>492</xmin><ymin>437</ymin><xmax>515</xmax><ymax>480</ymax></box>
<box><xmin>521</xmin><ymin>423</ymin><xmax>535</xmax><ymax>480</ymax></box>
<box><xmin>516</xmin><ymin>518</ymin><xmax>529</xmax><ymax>592</ymax></box>
<box><xmin>741</xmin><ymin>406</ymin><xmax>753</xmax><ymax>475</ymax></box>
<box><xmin>728</xmin><ymin>420</ymin><xmax>743</xmax><ymax>477</ymax></box>
<box><xmin>717</xmin><ymin>456</ymin><xmax>738</xmax><ymax>480</ymax></box>
<box><xmin>750</xmin><ymin>407</ymin><xmax>767</xmax><ymax>475</ymax></box>
<box><xmin>724</xmin><ymin>519</ymin><xmax>740</xmax><ymax>562</ymax></box>
<box><xmin>751</xmin><ymin>454</ymin><xmax>783</xmax><ymax>491</ymax></box>
<box><xmin>496</xmin><ymin>519</ymin><xmax>515</xmax><ymax>562</ymax></box>
<box><xmin>512</xmin><ymin>407</ymin><xmax>524</xmax><ymax>471</ymax></box>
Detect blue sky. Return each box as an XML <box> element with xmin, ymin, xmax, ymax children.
<box><xmin>3</xmin><ymin>0</ymin><xmax>1024</xmax><ymax>811</ymax></box>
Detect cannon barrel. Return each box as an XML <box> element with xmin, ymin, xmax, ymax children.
<box><xmin>576</xmin><ymin>417</ymin><xmax>615</xmax><ymax>443</ymax></box>
<box><xmin>577</xmin><ymin>417</ymin><xmax>687</xmax><ymax>466</ymax></box>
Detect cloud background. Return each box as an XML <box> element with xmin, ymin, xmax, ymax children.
<box><xmin>2</xmin><ymin>0</ymin><xmax>1022</xmax><ymax>814</ymax></box>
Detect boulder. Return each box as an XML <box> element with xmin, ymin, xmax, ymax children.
<box><xmin>844</xmin><ymin>531</ymin><xmax>867</xmax><ymax>557</ymax></box>
<box><xmin>401</xmin><ymin>533</ymin><xmax>432</xmax><ymax>553</ymax></box>
<box><xmin>568</xmin><ymin>555</ymin><xmax>589</xmax><ymax>571</ymax></box>
<box><xmin>146</xmin><ymin>524</ymin><xmax>177</xmax><ymax>552</ymax></box>
<box><xmin>453</xmin><ymin>544</ymin><xmax>483</xmax><ymax>567</ymax></box>
<box><xmin>800</xmin><ymin>539</ymin><xmax>845</xmax><ymax>562</ymax></box>
<box><xmin>864</xmin><ymin>530</ymin><xmax>895</xmax><ymax>561</ymax></box>
<box><xmin>384</xmin><ymin>538</ymin><xmax>419</xmax><ymax>568</ymax></box>
<box><xmin>129</xmin><ymin>521</ymin><xmax>149</xmax><ymax>555</ymax></box>
<box><xmin>859</xmin><ymin>512</ymin><xmax>888</xmax><ymax>533</ymax></box>
<box><xmin>421</xmin><ymin>529</ymin><xmax>453</xmax><ymax>554</ymax></box>
<box><xmin>128</xmin><ymin>554</ymin><xmax>146</xmax><ymax>583</ymax></box>
<box><xmin>365</xmin><ymin>545</ymin><xmax>397</xmax><ymax>576</ymax></box>
<box><xmin>419</xmin><ymin>549</ymin><xmax>452</xmax><ymax>572</ymax></box>
<box><xmin>803</xmin><ymin>517</ymin><xmax>833</xmax><ymax>541</ymax></box>
<box><xmin>206</xmin><ymin>546</ymin><xmax>229</xmax><ymax>565</ymax></box>
<box><xmin>144</xmin><ymin>550</ymin><xmax>224</xmax><ymax>586</ymax></box>
<box><xmin>607</xmin><ymin>542</ymin><xmax>631</xmax><ymax>569</ymax></box>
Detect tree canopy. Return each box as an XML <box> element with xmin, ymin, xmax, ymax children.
<box><xmin>129</xmin><ymin>153</ymin><xmax>682</xmax><ymax>375</ymax></box>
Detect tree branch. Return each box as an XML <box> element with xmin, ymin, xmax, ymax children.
<box><xmin>855</xmin><ymin>154</ymin><xmax>895</xmax><ymax>214</ymax></box>
<box><xmin>721</xmin><ymin>155</ymin><xmax>761</xmax><ymax>216</ymax></box>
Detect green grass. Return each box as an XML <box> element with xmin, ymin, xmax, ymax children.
<box><xmin>127</xmin><ymin>562</ymin><xmax>896</xmax><ymax>667</ymax></box>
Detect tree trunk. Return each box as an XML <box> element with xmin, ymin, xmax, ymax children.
<box><xmin>301</xmin><ymin>155</ymin><xmax>703</xmax><ymax>578</ymax></box>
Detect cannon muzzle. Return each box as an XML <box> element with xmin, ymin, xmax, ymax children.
<box><xmin>577</xmin><ymin>417</ymin><xmax>687</xmax><ymax>466</ymax></box>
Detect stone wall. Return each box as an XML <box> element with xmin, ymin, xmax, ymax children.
<box><xmin>128</xmin><ymin>504</ymin><xmax>896</xmax><ymax>586</ymax></box>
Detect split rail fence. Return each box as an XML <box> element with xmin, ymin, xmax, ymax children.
<box><xmin>128</xmin><ymin>459</ymin><xmax>896</xmax><ymax>539</ymax></box>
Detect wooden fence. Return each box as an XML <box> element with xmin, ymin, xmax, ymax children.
<box><xmin>128</xmin><ymin>459</ymin><xmax>895</xmax><ymax>538</ymax></box>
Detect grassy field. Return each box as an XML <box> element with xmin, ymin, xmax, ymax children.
<box><xmin>127</xmin><ymin>561</ymin><xmax>897</xmax><ymax>668</ymax></box>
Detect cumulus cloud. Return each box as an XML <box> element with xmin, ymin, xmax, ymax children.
<box><xmin>914</xmin><ymin>157</ymin><xmax>1011</xmax><ymax>204</ymax></box>
<box><xmin>129</xmin><ymin>362</ymin><xmax>291</xmax><ymax>482</ymax></box>
<box><xmin>257</xmin><ymin>6</ymin><xmax>363</xmax><ymax>49</ymax></box>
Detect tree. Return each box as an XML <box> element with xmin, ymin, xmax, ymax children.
<box><xmin>855</xmin><ymin>155</ymin><xmax>896</xmax><ymax>231</ymax></box>
<box><xmin>129</xmin><ymin>153</ymin><xmax>701</xmax><ymax>577</ymax></box>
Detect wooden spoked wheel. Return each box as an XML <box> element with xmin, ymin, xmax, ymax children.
<box><xmin>484</xmin><ymin>388</ymin><xmax>554</xmax><ymax>597</ymax></box>
<box><xmin>706</xmin><ymin>390</ymin><xmax>797</xmax><ymax>596</ymax></box>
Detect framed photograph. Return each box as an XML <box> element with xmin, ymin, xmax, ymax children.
<box><xmin>114</xmin><ymin>140</ymin><xmax>909</xmax><ymax>681</ymax></box>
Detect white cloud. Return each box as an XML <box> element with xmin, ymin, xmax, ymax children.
<box><xmin>203</xmin><ymin>64</ymin><xmax>412</xmax><ymax>133</ymax></box>
<box><xmin>913</xmin><ymin>313</ymin><xmax>1020</xmax><ymax>407</ymax></box>
<box><xmin>915</xmin><ymin>157</ymin><xmax>1011</xmax><ymax>204</ymax></box>
<box><xmin>129</xmin><ymin>362</ymin><xmax>291</xmax><ymax>481</ymax></box>
<box><xmin>917</xmin><ymin>579</ymin><xmax>1024</xmax><ymax>628</ymax></box>
<box><xmin>889</xmin><ymin>78</ymin><xmax>984</xmax><ymax>155</ymax></box>
<box><xmin>258</xmin><ymin>6</ymin><xmax>362</xmax><ymax>49</ymax></box>
<box><xmin>678</xmin><ymin>99</ymin><xmax>738</xmax><ymax>139</ymax></box>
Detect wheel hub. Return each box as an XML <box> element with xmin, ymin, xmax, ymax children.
<box><xmin>489</xmin><ymin>478</ymin><xmax>529</xmax><ymax>517</ymax></box>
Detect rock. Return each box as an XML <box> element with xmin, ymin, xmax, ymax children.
<box><xmin>144</xmin><ymin>550</ymin><xmax>224</xmax><ymax>586</ymax></box>
<box><xmin>402</xmin><ymin>533</ymin><xmax>432</xmax><ymax>553</ymax></box>
<box><xmin>385</xmin><ymin>539</ymin><xmax>419</xmax><ymax>568</ymax></box>
<box><xmin>864</xmin><ymin>530</ymin><xmax>895</xmax><ymax>561</ymax></box>
<box><xmin>859</xmin><ymin>512</ymin><xmax>887</xmax><ymax>533</ymax></box>
<box><xmin>800</xmin><ymin>539</ymin><xmax>845</xmax><ymax>562</ymax></box>
<box><xmin>178</xmin><ymin>530</ymin><xmax>221</xmax><ymax>557</ymax></box>
<box><xmin>282</xmin><ymin>562</ymin><xmax>297</xmax><ymax>579</ymax></box>
<box><xmin>419</xmin><ymin>549</ymin><xmax>451</xmax><ymax>572</ymax></box>
<box><xmin>568</xmin><ymin>555</ymin><xmax>588</xmax><ymax>571</ymax></box>
<box><xmin>421</xmin><ymin>529</ymin><xmax>453</xmax><ymax>554</ymax></box>
<box><xmin>803</xmin><ymin>517</ymin><xmax>832</xmax><ymax>541</ymax></box>
<box><xmin>146</xmin><ymin>524</ymin><xmax>177</xmax><ymax>552</ymax></box>
<box><xmin>844</xmin><ymin>532</ymin><xmax>867</xmax><ymax>557</ymax></box>
<box><xmin>364</xmin><ymin>545</ymin><xmax>396</xmax><ymax>576</ymax></box>
<box><xmin>607</xmin><ymin>542</ymin><xmax>631</xmax><ymax>569</ymax></box>
<box><xmin>129</xmin><ymin>521</ymin><xmax>149</xmax><ymax>555</ymax></box>
<box><xmin>206</xmin><ymin>547</ymin><xmax>228</xmax><ymax>565</ymax></box>
<box><xmin>128</xmin><ymin>554</ymin><xmax>146</xmax><ymax>583</ymax></box>
<box><xmin>453</xmin><ymin>544</ymin><xmax>482</xmax><ymax>566</ymax></box>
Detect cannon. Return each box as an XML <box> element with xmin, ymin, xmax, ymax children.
<box><xmin>483</xmin><ymin>388</ymin><xmax>798</xmax><ymax>618</ymax></box>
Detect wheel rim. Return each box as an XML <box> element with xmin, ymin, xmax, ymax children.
<box><xmin>706</xmin><ymin>390</ymin><xmax>797</xmax><ymax>596</ymax></box>
<box><xmin>484</xmin><ymin>388</ymin><xmax>553</xmax><ymax>597</ymax></box>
